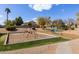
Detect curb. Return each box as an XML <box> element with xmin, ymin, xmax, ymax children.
<box><xmin>4</xmin><ymin>33</ymin><xmax>9</xmax><ymax>45</ymax></box>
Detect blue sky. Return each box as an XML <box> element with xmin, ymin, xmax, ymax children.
<box><xmin>0</xmin><ymin>4</ymin><xmax>79</xmax><ymax>25</ymax></box>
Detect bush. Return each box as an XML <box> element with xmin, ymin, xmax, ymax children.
<box><xmin>75</xmin><ymin>24</ymin><xmax>77</xmax><ymax>28</ymax></box>
<box><xmin>5</xmin><ymin>26</ymin><xmax>16</xmax><ymax>31</ymax></box>
<box><xmin>4</xmin><ymin>20</ymin><xmax>16</xmax><ymax>31</ymax></box>
<box><xmin>63</xmin><ymin>26</ymin><xmax>68</xmax><ymax>30</ymax></box>
<box><xmin>71</xmin><ymin>27</ymin><xmax>75</xmax><ymax>30</ymax></box>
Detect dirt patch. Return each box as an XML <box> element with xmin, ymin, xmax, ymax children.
<box><xmin>8</xmin><ymin>32</ymin><xmax>55</xmax><ymax>44</ymax></box>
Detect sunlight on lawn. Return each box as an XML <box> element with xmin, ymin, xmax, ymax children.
<box><xmin>0</xmin><ymin>35</ymin><xmax>6</xmax><ymax>45</ymax></box>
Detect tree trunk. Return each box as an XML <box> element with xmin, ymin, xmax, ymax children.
<box><xmin>7</xmin><ymin>13</ymin><xmax>8</xmax><ymax>21</ymax></box>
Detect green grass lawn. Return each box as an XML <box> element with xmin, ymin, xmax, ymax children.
<box><xmin>0</xmin><ymin>37</ymin><xmax>69</xmax><ymax>51</ymax></box>
<box><xmin>0</xmin><ymin>34</ymin><xmax>6</xmax><ymax>45</ymax></box>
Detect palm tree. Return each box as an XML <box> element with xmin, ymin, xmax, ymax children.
<box><xmin>5</xmin><ymin>8</ymin><xmax>11</xmax><ymax>21</ymax></box>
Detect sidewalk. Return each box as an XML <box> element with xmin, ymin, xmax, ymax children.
<box><xmin>1</xmin><ymin>39</ymin><xmax>79</xmax><ymax>54</ymax></box>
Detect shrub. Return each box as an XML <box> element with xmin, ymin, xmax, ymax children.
<box><xmin>63</xmin><ymin>25</ymin><xmax>68</xmax><ymax>30</ymax></box>
<box><xmin>71</xmin><ymin>27</ymin><xmax>75</xmax><ymax>30</ymax></box>
<box><xmin>5</xmin><ymin>26</ymin><xmax>16</xmax><ymax>31</ymax></box>
<box><xmin>75</xmin><ymin>24</ymin><xmax>77</xmax><ymax>28</ymax></box>
<box><xmin>4</xmin><ymin>20</ymin><xmax>16</xmax><ymax>31</ymax></box>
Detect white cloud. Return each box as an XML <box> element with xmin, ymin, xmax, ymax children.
<box><xmin>32</xmin><ymin>17</ymin><xmax>37</xmax><ymax>20</ymax></box>
<box><xmin>32</xmin><ymin>17</ymin><xmax>37</xmax><ymax>22</ymax></box>
<box><xmin>55</xmin><ymin>4</ymin><xmax>60</xmax><ymax>6</ymax></box>
<box><xmin>28</xmin><ymin>4</ymin><xmax>52</xmax><ymax>12</ymax></box>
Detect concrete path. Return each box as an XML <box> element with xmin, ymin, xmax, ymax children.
<box><xmin>1</xmin><ymin>39</ymin><xmax>79</xmax><ymax>54</ymax></box>
<box><xmin>56</xmin><ymin>42</ymin><xmax>72</xmax><ymax>54</ymax></box>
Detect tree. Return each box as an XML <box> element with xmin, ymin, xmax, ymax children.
<box><xmin>52</xmin><ymin>19</ymin><xmax>65</xmax><ymax>30</ymax></box>
<box><xmin>45</xmin><ymin>17</ymin><xmax>52</xmax><ymax>27</ymax></box>
<box><xmin>4</xmin><ymin>20</ymin><xmax>16</xmax><ymax>31</ymax></box>
<box><xmin>76</xmin><ymin>12</ymin><xmax>79</xmax><ymax>18</ymax></box>
<box><xmin>67</xmin><ymin>18</ymin><xmax>75</xmax><ymax>29</ymax></box>
<box><xmin>76</xmin><ymin>12</ymin><xmax>79</xmax><ymax>25</ymax></box>
<box><xmin>37</xmin><ymin>17</ymin><xmax>46</xmax><ymax>29</ymax></box>
<box><xmin>27</xmin><ymin>22</ymin><xmax>32</xmax><ymax>28</ymax></box>
<box><xmin>28</xmin><ymin>21</ymin><xmax>37</xmax><ymax>27</ymax></box>
<box><xmin>75</xmin><ymin>24</ymin><xmax>77</xmax><ymax>28</ymax></box>
<box><xmin>15</xmin><ymin>16</ymin><xmax>23</xmax><ymax>26</ymax></box>
<box><xmin>5</xmin><ymin>8</ymin><xmax>11</xmax><ymax>21</ymax></box>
